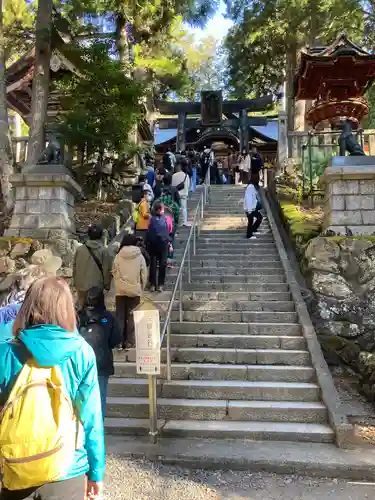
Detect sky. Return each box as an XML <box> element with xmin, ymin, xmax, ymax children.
<box><xmin>189</xmin><ymin>1</ymin><xmax>233</xmax><ymax>41</ymax></box>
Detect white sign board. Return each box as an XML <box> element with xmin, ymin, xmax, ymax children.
<box><xmin>134</xmin><ymin>304</ymin><xmax>161</xmax><ymax>375</ymax></box>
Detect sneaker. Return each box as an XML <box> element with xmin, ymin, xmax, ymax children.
<box><xmin>167</xmin><ymin>261</ymin><xmax>173</xmax><ymax>269</ymax></box>
<box><xmin>249</xmin><ymin>235</ymin><xmax>257</xmax><ymax>240</ymax></box>
<box><xmin>183</xmin><ymin>222</ymin><xmax>192</xmax><ymax>227</ymax></box>
<box><xmin>149</xmin><ymin>285</ymin><xmax>156</xmax><ymax>292</ymax></box>
<box><xmin>157</xmin><ymin>286</ymin><xmax>164</xmax><ymax>293</ymax></box>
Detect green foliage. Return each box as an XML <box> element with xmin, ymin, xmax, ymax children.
<box><xmin>280</xmin><ymin>201</ymin><xmax>322</xmax><ymax>244</ymax></box>
<box><xmin>58</xmin><ymin>1</ymin><xmax>220</xmax><ymax>97</ymax></box>
<box><xmin>56</xmin><ymin>42</ymin><xmax>143</xmax><ymax>157</ymax></box>
<box><xmin>4</xmin><ymin>0</ymin><xmax>35</xmax><ymax>63</ymax></box>
<box><xmin>224</xmin><ymin>0</ymin><xmax>366</xmax><ymax>97</ymax></box>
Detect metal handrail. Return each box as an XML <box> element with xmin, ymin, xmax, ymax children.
<box><xmin>148</xmin><ymin>170</ymin><xmax>211</xmax><ymax>443</ymax></box>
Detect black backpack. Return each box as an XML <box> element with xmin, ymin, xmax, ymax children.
<box><xmin>79</xmin><ymin>312</ymin><xmax>113</xmax><ymax>376</ymax></box>
<box><xmin>163</xmin><ymin>152</ymin><xmax>173</xmax><ymax>170</ymax></box>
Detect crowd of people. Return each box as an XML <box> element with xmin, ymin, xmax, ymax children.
<box><xmin>0</xmin><ymin>146</ymin><xmax>266</xmax><ymax>500</ymax></box>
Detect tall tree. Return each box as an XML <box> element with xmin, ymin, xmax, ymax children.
<box><xmin>4</xmin><ymin>0</ymin><xmax>35</xmax><ymax>63</ymax></box>
<box><xmin>224</xmin><ymin>0</ymin><xmax>364</xmax><ymax>98</ymax></box>
<box><xmin>0</xmin><ymin>0</ymin><xmax>14</xmax><ymax>211</ymax></box>
<box><xmin>26</xmin><ymin>0</ymin><xmax>53</xmax><ymax>165</ymax></box>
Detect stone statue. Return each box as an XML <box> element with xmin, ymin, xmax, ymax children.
<box><xmin>36</xmin><ymin>134</ymin><xmax>62</xmax><ymax>165</ymax></box>
<box><xmin>337</xmin><ymin>119</ymin><xmax>365</xmax><ymax>156</ymax></box>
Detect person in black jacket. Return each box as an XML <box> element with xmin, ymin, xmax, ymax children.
<box><xmin>146</xmin><ymin>201</ymin><xmax>170</xmax><ymax>292</ymax></box>
<box><xmin>78</xmin><ymin>286</ymin><xmax>122</xmax><ymax>417</ymax></box>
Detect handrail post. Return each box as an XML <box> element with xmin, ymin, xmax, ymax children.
<box><xmin>148</xmin><ymin>374</ymin><xmax>158</xmax><ymax>444</ymax></box>
<box><xmin>187</xmin><ymin>241</ymin><xmax>191</xmax><ymax>283</ymax></box>
<box><xmin>166</xmin><ymin>321</ymin><xmax>172</xmax><ymax>381</ymax></box>
<box><xmin>179</xmin><ymin>276</ymin><xmax>183</xmax><ymax>322</ymax></box>
<box><xmin>193</xmin><ymin>221</ymin><xmax>196</xmax><ymax>256</ymax></box>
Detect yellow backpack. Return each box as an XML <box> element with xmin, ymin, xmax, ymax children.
<box><xmin>0</xmin><ymin>359</ymin><xmax>78</xmax><ymax>490</ymax></box>
<box><xmin>132</xmin><ymin>205</ymin><xmax>140</xmax><ymax>224</ymax></box>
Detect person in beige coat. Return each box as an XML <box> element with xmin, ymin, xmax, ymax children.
<box><xmin>73</xmin><ymin>224</ymin><xmax>112</xmax><ymax>308</ymax></box>
<box><xmin>112</xmin><ymin>233</ymin><xmax>148</xmax><ymax>348</ymax></box>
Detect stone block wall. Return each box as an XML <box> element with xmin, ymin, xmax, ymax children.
<box><xmin>322</xmin><ymin>164</ymin><xmax>375</xmax><ymax>236</ymax></box>
<box><xmin>5</xmin><ymin>168</ymin><xmax>82</xmax><ymax>240</ymax></box>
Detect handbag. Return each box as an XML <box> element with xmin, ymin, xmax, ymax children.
<box><xmin>176</xmin><ymin>174</ymin><xmax>187</xmax><ymax>191</ymax></box>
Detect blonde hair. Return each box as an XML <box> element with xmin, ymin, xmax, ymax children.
<box><xmin>13</xmin><ymin>277</ymin><xmax>77</xmax><ymax>336</ymax></box>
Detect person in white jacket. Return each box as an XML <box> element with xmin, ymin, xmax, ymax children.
<box><xmin>243</xmin><ymin>176</ymin><xmax>263</xmax><ymax>239</ymax></box>
<box><xmin>172</xmin><ymin>162</ymin><xmax>190</xmax><ymax>226</ymax></box>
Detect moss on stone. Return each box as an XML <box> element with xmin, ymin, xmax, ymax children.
<box><xmin>0</xmin><ymin>237</ymin><xmax>34</xmax><ymax>245</ymax></box>
<box><xmin>279</xmin><ymin>201</ymin><xmax>321</xmax><ymax>243</ymax></box>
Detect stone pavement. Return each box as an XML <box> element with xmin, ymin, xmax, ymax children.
<box><xmin>104</xmin><ymin>455</ymin><xmax>374</xmax><ymax>500</ymax></box>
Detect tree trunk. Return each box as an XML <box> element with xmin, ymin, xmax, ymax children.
<box><xmin>304</xmin><ymin>0</ymin><xmax>318</xmax><ymax>130</ymax></box>
<box><xmin>286</xmin><ymin>41</ymin><xmax>297</xmax><ymax>154</ymax></box>
<box><xmin>0</xmin><ymin>0</ymin><xmax>14</xmax><ymax>213</ymax></box>
<box><xmin>116</xmin><ymin>14</ymin><xmax>129</xmax><ymax>73</ymax></box>
<box><xmin>26</xmin><ymin>0</ymin><xmax>53</xmax><ymax>165</ymax></box>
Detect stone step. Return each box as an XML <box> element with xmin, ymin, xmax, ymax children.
<box><xmin>196</xmin><ymin>243</ymin><xmax>277</xmax><ymax>250</ymax></box>
<box><xmin>188</xmin><ymin>264</ymin><xmax>283</xmax><ymax>271</ymax></box>
<box><xmin>106</xmin><ymin>397</ymin><xmax>327</xmax><ymax>423</ymax></box>
<box><xmin>168</xmin><ymin>311</ymin><xmax>297</xmax><ymax>323</ymax></box>
<box><xmin>171</xmin><ymin>269</ymin><xmax>285</xmax><ymax>278</ymax></box>
<box><xmin>200</xmin><ymin>229</ymin><xmax>272</xmax><ymax>235</ymax></box>
<box><xmin>157</xmin><ymin>291</ymin><xmax>291</xmax><ymax>301</ymax></box>
<box><xmin>168</xmin><ymin>321</ymin><xmax>301</xmax><ymax>336</ymax></box>
<box><xmin>160</xmin><ymin>380</ymin><xmax>319</xmax><ymax>402</ymax></box>
<box><xmin>178</xmin><ymin>251</ymin><xmax>280</xmax><ymax>259</ymax></box>
<box><xmin>108</xmin><ymin>378</ymin><xmax>319</xmax><ymax>402</ymax></box>
<box><xmin>159</xmin><ymin>421</ymin><xmax>335</xmax><ymax>443</ymax></box>
<box><xmin>164</xmin><ymin>283</ymin><xmax>287</xmax><ymax>292</ymax></box>
<box><xmin>105</xmin><ymin>418</ymin><xmax>334</xmax><ymax>443</ymax></box>
<box><xmin>199</xmin><ymin>236</ymin><xmax>275</xmax><ymax>244</ymax></box>
<box><xmin>169</xmin><ymin>275</ymin><xmax>286</xmax><ymax>285</ymax></box>
<box><xmin>185</xmin><ymin>255</ymin><xmax>281</xmax><ymax>263</ymax></box>
<box><xmin>155</xmin><ymin>300</ymin><xmax>295</xmax><ymax>313</ymax></box>
<box><xmin>173</xmin><ymin>257</ymin><xmax>281</xmax><ymax>266</ymax></box>
<box><xmin>118</xmin><ymin>347</ymin><xmax>310</xmax><ymax>365</ymax></box>
<box><xmin>168</xmin><ymin>334</ymin><xmax>305</xmax><ymax>350</ymax></box>
<box><xmin>114</xmin><ymin>362</ymin><xmax>315</xmax><ymax>382</ymax></box>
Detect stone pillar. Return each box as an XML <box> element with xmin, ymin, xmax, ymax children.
<box><xmin>278</xmin><ymin>111</ymin><xmax>288</xmax><ymax>172</ymax></box>
<box><xmin>5</xmin><ymin>165</ymin><xmax>82</xmax><ymax>240</ymax></box>
<box><xmin>321</xmin><ymin>156</ymin><xmax>375</xmax><ymax>236</ymax></box>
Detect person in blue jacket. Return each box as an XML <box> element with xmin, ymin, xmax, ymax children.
<box><xmin>0</xmin><ymin>276</ymin><xmax>105</xmax><ymax>500</ymax></box>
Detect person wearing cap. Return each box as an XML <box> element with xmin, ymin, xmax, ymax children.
<box><xmin>73</xmin><ymin>224</ymin><xmax>112</xmax><ymax>308</ymax></box>
<box><xmin>135</xmin><ymin>186</ymin><xmax>151</xmax><ymax>240</ymax></box>
<box><xmin>0</xmin><ymin>250</ymin><xmax>62</xmax><ymax>341</ymax></box>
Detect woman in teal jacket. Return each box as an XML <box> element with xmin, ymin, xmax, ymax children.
<box><xmin>0</xmin><ymin>277</ymin><xmax>105</xmax><ymax>500</ymax></box>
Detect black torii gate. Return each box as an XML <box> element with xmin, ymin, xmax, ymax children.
<box><xmin>156</xmin><ymin>91</ymin><xmax>276</xmax><ymax>152</ymax></box>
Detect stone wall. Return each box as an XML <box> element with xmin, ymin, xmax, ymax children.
<box><xmin>0</xmin><ymin>236</ymin><xmax>80</xmax><ymax>286</ymax></box>
<box><xmin>323</xmin><ymin>178</ymin><xmax>375</xmax><ymax>235</ymax></box>
<box><xmin>303</xmin><ymin>236</ymin><xmax>375</xmax><ymax>401</ymax></box>
<box><xmin>322</xmin><ymin>160</ymin><xmax>375</xmax><ymax>236</ymax></box>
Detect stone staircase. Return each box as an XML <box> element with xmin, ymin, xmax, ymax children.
<box><xmin>106</xmin><ymin>185</ymin><xmax>335</xmax><ymax>444</ymax></box>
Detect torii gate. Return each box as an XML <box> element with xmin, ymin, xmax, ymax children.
<box><xmin>156</xmin><ymin>91</ymin><xmax>276</xmax><ymax>152</ymax></box>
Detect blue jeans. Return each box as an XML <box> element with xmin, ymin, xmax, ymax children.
<box><xmin>190</xmin><ymin>167</ymin><xmax>197</xmax><ymax>192</ymax></box>
<box><xmin>98</xmin><ymin>375</ymin><xmax>109</xmax><ymax>418</ymax></box>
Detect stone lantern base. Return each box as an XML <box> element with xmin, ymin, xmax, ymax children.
<box><xmin>321</xmin><ymin>156</ymin><xmax>375</xmax><ymax>236</ymax></box>
<box><xmin>5</xmin><ymin>166</ymin><xmax>83</xmax><ymax>240</ymax></box>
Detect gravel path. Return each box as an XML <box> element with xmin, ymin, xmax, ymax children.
<box><xmin>105</xmin><ymin>455</ymin><xmax>374</xmax><ymax>500</ymax></box>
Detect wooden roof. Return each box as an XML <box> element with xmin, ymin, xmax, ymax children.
<box><xmin>156</xmin><ymin>95</ymin><xmax>275</xmax><ymax>115</ymax></box>
<box><xmin>294</xmin><ymin>33</ymin><xmax>375</xmax><ymax>100</ymax></box>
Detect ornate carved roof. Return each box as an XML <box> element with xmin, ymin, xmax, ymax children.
<box><xmin>294</xmin><ymin>33</ymin><xmax>375</xmax><ymax>100</ymax></box>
